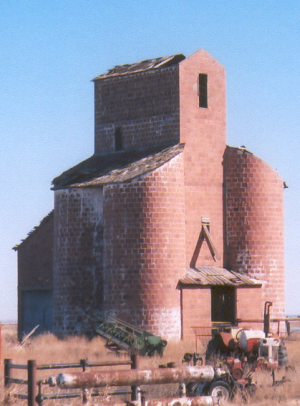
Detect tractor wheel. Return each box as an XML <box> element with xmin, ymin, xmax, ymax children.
<box><xmin>209</xmin><ymin>381</ymin><xmax>232</xmax><ymax>403</ymax></box>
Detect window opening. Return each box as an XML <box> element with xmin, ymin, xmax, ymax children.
<box><xmin>115</xmin><ymin>127</ymin><xmax>123</xmax><ymax>151</ymax></box>
<box><xmin>199</xmin><ymin>73</ymin><xmax>208</xmax><ymax>108</ymax></box>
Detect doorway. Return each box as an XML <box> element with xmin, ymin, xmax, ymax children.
<box><xmin>211</xmin><ymin>286</ymin><xmax>236</xmax><ymax>324</ymax></box>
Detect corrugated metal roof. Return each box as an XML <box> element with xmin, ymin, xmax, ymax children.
<box><xmin>93</xmin><ymin>54</ymin><xmax>186</xmax><ymax>80</ymax></box>
<box><xmin>52</xmin><ymin>143</ymin><xmax>184</xmax><ymax>190</ymax></box>
<box><xmin>179</xmin><ymin>266</ymin><xmax>262</xmax><ymax>287</ymax></box>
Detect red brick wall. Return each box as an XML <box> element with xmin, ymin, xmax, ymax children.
<box><xmin>103</xmin><ymin>153</ymin><xmax>185</xmax><ymax>339</ymax></box>
<box><xmin>53</xmin><ymin>188</ymin><xmax>104</xmax><ymax>335</ymax></box>
<box><xmin>224</xmin><ymin>147</ymin><xmax>285</xmax><ymax>319</ymax></box>
<box><xmin>94</xmin><ymin>66</ymin><xmax>180</xmax><ymax>153</ymax></box>
<box><xmin>236</xmin><ymin>286</ymin><xmax>263</xmax><ymax>329</ymax></box>
<box><xmin>181</xmin><ymin>286</ymin><xmax>211</xmax><ymax>340</ymax></box>
<box><xmin>181</xmin><ymin>285</ymin><xmax>264</xmax><ymax>339</ymax></box>
<box><xmin>179</xmin><ymin>49</ymin><xmax>226</xmax><ymax>267</ymax></box>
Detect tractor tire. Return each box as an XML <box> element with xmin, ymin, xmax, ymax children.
<box><xmin>209</xmin><ymin>381</ymin><xmax>232</xmax><ymax>403</ymax></box>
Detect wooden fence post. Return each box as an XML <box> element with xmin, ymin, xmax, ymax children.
<box><xmin>80</xmin><ymin>359</ymin><xmax>89</xmax><ymax>404</ymax></box>
<box><xmin>28</xmin><ymin>360</ymin><xmax>37</xmax><ymax>406</ymax></box>
<box><xmin>80</xmin><ymin>359</ymin><xmax>87</xmax><ymax>371</ymax></box>
<box><xmin>4</xmin><ymin>359</ymin><xmax>12</xmax><ymax>387</ymax></box>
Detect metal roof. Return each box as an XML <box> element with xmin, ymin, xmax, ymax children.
<box><xmin>52</xmin><ymin>143</ymin><xmax>184</xmax><ymax>190</ymax></box>
<box><xmin>93</xmin><ymin>54</ymin><xmax>186</xmax><ymax>80</ymax></box>
<box><xmin>179</xmin><ymin>266</ymin><xmax>262</xmax><ymax>287</ymax></box>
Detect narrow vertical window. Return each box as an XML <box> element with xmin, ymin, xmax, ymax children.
<box><xmin>115</xmin><ymin>127</ymin><xmax>122</xmax><ymax>151</ymax></box>
<box><xmin>199</xmin><ymin>73</ymin><xmax>208</xmax><ymax>108</ymax></box>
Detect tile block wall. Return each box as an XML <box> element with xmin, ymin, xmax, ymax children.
<box><xmin>179</xmin><ymin>50</ymin><xmax>226</xmax><ymax>267</ymax></box>
<box><xmin>103</xmin><ymin>153</ymin><xmax>185</xmax><ymax>339</ymax></box>
<box><xmin>181</xmin><ymin>286</ymin><xmax>211</xmax><ymax>340</ymax></box>
<box><xmin>53</xmin><ymin>188</ymin><xmax>104</xmax><ymax>335</ymax></box>
<box><xmin>94</xmin><ymin>66</ymin><xmax>180</xmax><ymax>153</ymax></box>
<box><xmin>224</xmin><ymin>147</ymin><xmax>285</xmax><ymax>319</ymax></box>
<box><xmin>236</xmin><ymin>286</ymin><xmax>263</xmax><ymax>327</ymax></box>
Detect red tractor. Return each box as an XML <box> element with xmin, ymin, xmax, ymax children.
<box><xmin>185</xmin><ymin>329</ymin><xmax>288</xmax><ymax>402</ymax></box>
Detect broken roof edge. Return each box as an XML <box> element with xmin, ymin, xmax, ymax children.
<box><xmin>13</xmin><ymin>210</ymin><xmax>54</xmax><ymax>251</ymax></box>
<box><xmin>51</xmin><ymin>142</ymin><xmax>185</xmax><ymax>190</ymax></box>
<box><xmin>93</xmin><ymin>54</ymin><xmax>186</xmax><ymax>80</ymax></box>
<box><xmin>226</xmin><ymin>145</ymin><xmax>253</xmax><ymax>155</ymax></box>
<box><xmin>69</xmin><ymin>143</ymin><xmax>185</xmax><ymax>188</ymax></box>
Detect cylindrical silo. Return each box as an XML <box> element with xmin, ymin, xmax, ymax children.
<box><xmin>224</xmin><ymin>146</ymin><xmax>285</xmax><ymax>320</ymax></box>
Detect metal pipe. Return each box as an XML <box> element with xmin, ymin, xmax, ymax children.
<box><xmin>6</xmin><ymin>362</ymin><xmax>29</xmax><ymax>370</ymax></box>
<box><xmin>65</xmin><ymin>396</ymin><xmax>214</xmax><ymax>406</ymax></box>
<box><xmin>7</xmin><ymin>378</ymin><xmax>28</xmax><ymax>385</ymax></box>
<box><xmin>131</xmin><ymin>354</ymin><xmax>140</xmax><ymax>402</ymax></box>
<box><xmin>57</xmin><ymin>365</ymin><xmax>215</xmax><ymax>390</ymax></box>
<box><xmin>143</xmin><ymin>397</ymin><xmax>214</xmax><ymax>406</ymax></box>
<box><xmin>37</xmin><ymin>360</ymin><xmax>132</xmax><ymax>370</ymax></box>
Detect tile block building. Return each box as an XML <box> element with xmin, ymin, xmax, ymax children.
<box><xmin>15</xmin><ymin>49</ymin><xmax>285</xmax><ymax>340</ymax></box>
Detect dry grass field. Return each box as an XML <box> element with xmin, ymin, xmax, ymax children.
<box><xmin>1</xmin><ymin>323</ymin><xmax>300</xmax><ymax>406</ymax></box>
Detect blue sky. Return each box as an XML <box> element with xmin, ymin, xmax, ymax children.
<box><xmin>1</xmin><ymin>0</ymin><xmax>300</xmax><ymax>321</ymax></box>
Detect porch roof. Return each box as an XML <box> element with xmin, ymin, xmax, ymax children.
<box><xmin>179</xmin><ymin>266</ymin><xmax>262</xmax><ymax>287</ymax></box>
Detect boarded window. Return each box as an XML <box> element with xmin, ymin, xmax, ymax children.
<box><xmin>199</xmin><ymin>73</ymin><xmax>208</xmax><ymax>108</ymax></box>
<box><xmin>115</xmin><ymin>127</ymin><xmax>123</xmax><ymax>151</ymax></box>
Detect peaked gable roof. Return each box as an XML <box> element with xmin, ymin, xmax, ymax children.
<box><xmin>52</xmin><ymin>143</ymin><xmax>184</xmax><ymax>190</ymax></box>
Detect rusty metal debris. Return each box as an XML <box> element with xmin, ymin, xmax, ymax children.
<box><xmin>56</xmin><ymin>365</ymin><xmax>215</xmax><ymax>390</ymax></box>
<box><xmin>18</xmin><ymin>325</ymin><xmax>39</xmax><ymax>346</ymax></box>
<box><xmin>65</xmin><ymin>397</ymin><xmax>215</xmax><ymax>406</ymax></box>
<box><xmin>142</xmin><ymin>396</ymin><xmax>214</xmax><ymax>406</ymax></box>
<box><xmin>185</xmin><ymin>314</ymin><xmax>290</xmax><ymax>402</ymax></box>
<box><xmin>94</xmin><ymin>316</ymin><xmax>167</xmax><ymax>356</ymax></box>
